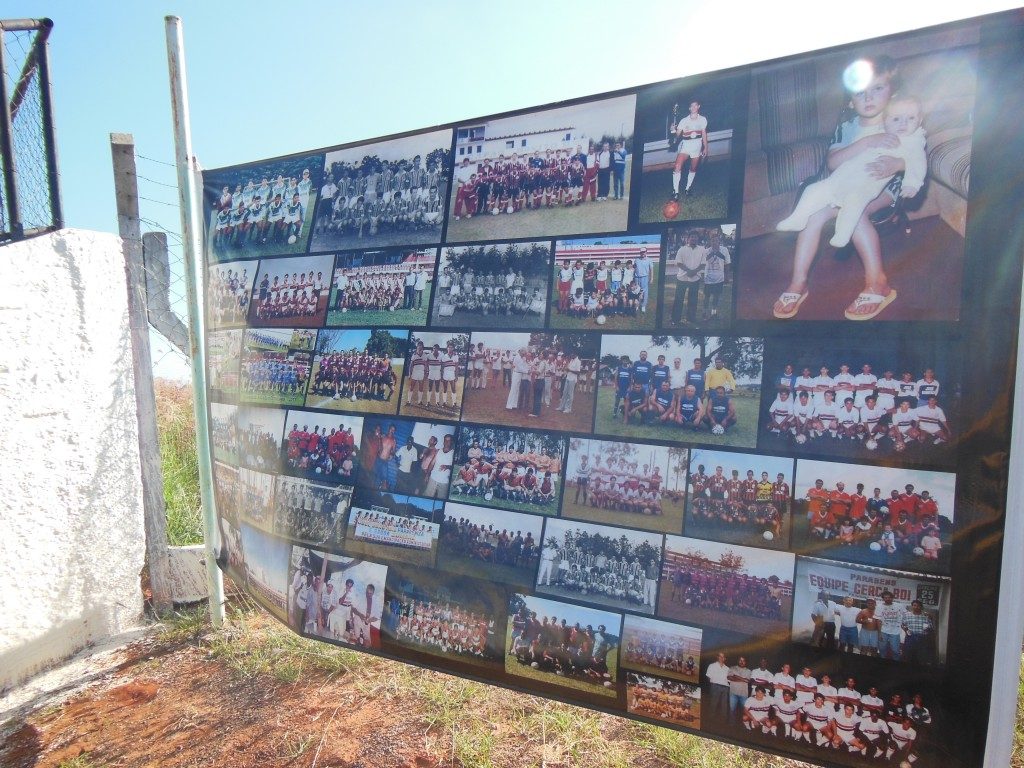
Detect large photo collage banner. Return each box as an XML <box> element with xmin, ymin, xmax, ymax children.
<box><xmin>201</xmin><ymin>16</ymin><xmax>1017</xmax><ymax>768</ymax></box>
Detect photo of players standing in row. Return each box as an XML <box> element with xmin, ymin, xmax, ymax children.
<box><xmin>399</xmin><ymin>331</ymin><xmax>468</xmax><ymax>420</ymax></box>
<box><xmin>281</xmin><ymin>409</ymin><xmax>362</xmax><ymax>483</ymax></box>
<box><xmin>289</xmin><ymin>547</ymin><xmax>388</xmax><ymax>650</ymax></box>
<box><xmin>436</xmin><ymin>502</ymin><xmax>543</xmax><ymax>588</ymax></box>
<box><xmin>305</xmin><ymin>328</ymin><xmax>407</xmax><ymax>415</ymax></box>
<box><xmin>447</xmin><ymin>95</ymin><xmax>636</xmax><ymax>243</ymax></box>
<box><xmin>343</xmin><ymin>487</ymin><xmax>445</xmax><ymax>569</ymax></box>
<box><xmin>240</xmin><ymin>328</ymin><xmax>315</xmax><ymax>408</ymax></box>
<box><xmin>794</xmin><ymin>460</ymin><xmax>954</xmax><ymax>575</ymax></box>
<box><xmin>208</xmin><ymin>261</ymin><xmax>255</xmax><ymax>329</ymax></box>
<box><xmin>627</xmin><ymin>672</ymin><xmax>701</xmax><ymax>729</ymax></box>
<box><xmin>563</xmin><ymin>438</ymin><xmax>687</xmax><ymax>535</ymax></box>
<box><xmin>247</xmin><ymin>254</ymin><xmax>335</xmax><ymax>328</ymax></box>
<box><xmin>507</xmin><ymin>593</ymin><xmax>622</xmax><ymax>698</ymax></box>
<box><xmin>383</xmin><ymin>565</ymin><xmax>508</xmax><ymax>672</ymax></box>
<box><xmin>449</xmin><ymin>426</ymin><xmax>566</xmax><ymax>515</ymax></box>
<box><xmin>761</xmin><ymin>341</ymin><xmax>959</xmax><ymax>463</ymax></box>
<box><xmin>684</xmin><ymin>450</ymin><xmax>793</xmax><ymax>551</ymax></box>
<box><xmin>707</xmin><ymin>651</ymin><xmax>935</xmax><ymax>763</ymax></box>
<box><xmin>237</xmin><ymin>468</ymin><xmax>276</xmax><ymax>533</ymax></box>
<box><xmin>659</xmin><ymin>536</ymin><xmax>795</xmax><ymax>636</ymax></box>
<box><xmin>273</xmin><ymin>478</ymin><xmax>353</xmax><ymax>549</ymax></box>
<box><xmin>634</xmin><ymin>74</ymin><xmax>746</xmax><ymax>225</ymax></box>
<box><xmin>595</xmin><ymin>336</ymin><xmax>763</xmax><ymax>448</ymax></box>
<box><xmin>536</xmin><ymin>518</ymin><xmax>665</xmax><ymax>615</ymax></box>
<box><xmin>621</xmin><ymin>615</ymin><xmax>701</xmax><ymax>686</ymax></box>
<box><xmin>463</xmin><ymin>331</ymin><xmax>599</xmax><ymax>434</ymax></box>
<box><xmin>551</xmin><ymin>235</ymin><xmax>661</xmax><ymax>332</ymax></box>
<box><xmin>208</xmin><ymin>330</ymin><xmax>242</xmax><ymax>401</ymax></box>
<box><xmin>204</xmin><ymin>153</ymin><xmax>324</xmax><ymax>260</ymax></box>
<box><xmin>791</xmin><ymin>558</ymin><xmax>950</xmax><ymax>666</ymax></box>
<box><xmin>311</xmin><ymin>130</ymin><xmax>452</xmax><ymax>252</ymax></box>
<box><xmin>661</xmin><ymin>225</ymin><xmax>736</xmax><ymax>329</ymax></box>
<box><xmin>431</xmin><ymin>241</ymin><xmax>551</xmax><ymax>329</ymax></box>
<box><xmin>327</xmin><ymin>248</ymin><xmax>437</xmax><ymax>328</ymax></box>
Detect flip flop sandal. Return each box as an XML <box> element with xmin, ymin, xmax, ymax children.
<box><xmin>844</xmin><ymin>289</ymin><xmax>897</xmax><ymax>321</ymax></box>
<box><xmin>772</xmin><ymin>291</ymin><xmax>809</xmax><ymax>319</ymax></box>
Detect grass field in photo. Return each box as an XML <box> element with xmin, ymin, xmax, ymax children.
<box><xmin>548</xmin><ymin>281</ymin><xmax>658</xmax><ymax>332</ymax></box>
<box><xmin>462</xmin><ymin>378</ymin><xmax>595</xmax><ymax>434</ymax></box>
<box><xmin>593</xmin><ymin>387</ymin><xmax>759</xmax><ymax>449</ymax></box>
<box><xmin>447</xmin><ymin>487</ymin><xmax>561</xmax><ymax>516</ymax></box>
<box><xmin>656</xmin><ymin>585</ymin><xmax>792</xmax><ymax>638</ymax></box>
<box><xmin>503</xmin><ymin>624</ymin><xmax>619</xmax><ymax>698</ymax></box>
<box><xmin>399</xmin><ymin>378</ymin><xmax>466</xmax><ymax>420</ymax></box>
<box><xmin>326</xmin><ymin>305</ymin><xmax>430</xmax><ymax>328</ymax></box>
<box><xmin>660</xmin><ymin>280</ymin><xmax>735</xmax><ymax>330</ymax></box>
<box><xmin>207</xmin><ymin>207</ymin><xmax>315</xmax><ymax>262</ymax></box>
<box><xmin>304</xmin><ymin>362</ymin><xmax>403</xmax><ymax>415</ymax></box>
<box><xmin>683</xmin><ymin>502</ymin><xmax>791</xmax><ymax>551</ymax></box>
<box><xmin>637</xmin><ymin>162</ymin><xmax>730</xmax><ymax>225</ymax></box>
<box><xmin>561</xmin><ymin>487</ymin><xmax>685</xmax><ymax>535</ymax></box>
<box><xmin>240</xmin><ymin>386</ymin><xmax>308</xmax><ymax>408</ymax></box>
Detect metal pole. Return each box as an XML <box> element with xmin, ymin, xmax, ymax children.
<box><xmin>35</xmin><ymin>20</ymin><xmax>63</xmax><ymax>230</ymax></box>
<box><xmin>0</xmin><ymin>30</ymin><xmax>23</xmax><ymax>239</ymax></box>
<box><xmin>164</xmin><ymin>15</ymin><xmax>225</xmax><ymax>627</ymax></box>
<box><xmin>110</xmin><ymin>132</ymin><xmax>174</xmax><ymax>616</ymax></box>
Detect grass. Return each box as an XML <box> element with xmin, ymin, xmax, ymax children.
<box><xmin>447</xmin><ymin>487</ymin><xmax>560</xmax><ymax>516</ymax></box>
<box><xmin>310</xmin><ymin>223</ymin><xmax>445</xmax><ymax>252</ymax></box>
<box><xmin>593</xmin><ymin>386</ymin><xmax>760</xmax><ymax>448</ymax></box>
<box><xmin>636</xmin><ymin>161</ymin><xmax>731</xmax><ymax>224</ymax></box>
<box><xmin>304</xmin><ymin>362</ymin><xmax>403</xmax><ymax>414</ymax></box>
<box><xmin>155</xmin><ymin>381</ymin><xmax>203</xmax><ymax>546</ymax></box>
<box><xmin>56</xmin><ymin>757</ymin><xmax>105</xmax><ymax>768</ymax></box>
<box><xmin>326</xmin><ymin>305</ymin><xmax>431</xmax><ymax>328</ymax></box>
<box><xmin>548</xmin><ymin>274</ymin><xmax>660</xmax><ymax>333</ymax></box>
<box><xmin>561</xmin><ymin>487</ymin><xmax>685</xmax><ymax>535</ymax></box>
<box><xmin>660</xmin><ymin>279</ymin><xmax>735</xmax><ymax>330</ymax></box>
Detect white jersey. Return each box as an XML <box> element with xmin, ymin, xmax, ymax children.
<box><xmin>744</xmin><ymin>695</ymin><xmax>772</xmax><ymax>723</ymax></box>
<box><xmin>897</xmin><ymin>380</ymin><xmax>919</xmax><ymax>402</ymax></box>
<box><xmin>773</xmin><ymin>695</ymin><xmax>802</xmax><ymax>722</ymax></box>
<box><xmin>891</xmin><ymin>408</ymin><xmax>917</xmax><ymax>436</ymax></box>
<box><xmin>915</xmin><ymin>404</ymin><xmax>947</xmax><ymax>434</ymax></box>
<box><xmin>769</xmin><ymin>396</ymin><xmax>794</xmax><ymax>425</ymax></box>
<box><xmin>833</xmin><ymin>372</ymin><xmax>857</xmax><ymax>398</ymax></box>
<box><xmin>916</xmin><ymin>378</ymin><xmax>940</xmax><ymax>402</ymax></box>
<box><xmin>794</xmin><ymin>375</ymin><xmax>815</xmax><ymax>396</ymax></box>
<box><xmin>836</xmin><ymin>406</ymin><xmax>861</xmax><ymax>429</ymax></box>
<box><xmin>890</xmin><ymin>722</ymin><xmax>917</xmax><ymax>750</ymax></box>
<box><xmin>854</xmin><ymin>373</ymin><xmax>878</xmax><ymax>407</ymax></box>
<box><xmin>676</xmin><ymin>113</ymin><xmax>708</xmax><ymax>139</ymax></box>
<box><xmin>832</xmin><ymin>711</ymin><xmax>861</xmax><ymax>742</ymax></box>
<box><xmin>859</xmin><ymin>717</ymin><xmax>890</xmax><ymax>741</ymax></box>
<box><xmin>441</xmin><ymin>352</ymin><xmax>458</xmax><ymax>382</ymax></box>
<box><xmin>860</xmin><ymin>403</ymin><xmax>887</xmax><ymax>433</ymax></box>
<box><xmin>803</xmin><ymin>702</ymin><xmax>833</xmax><ymax>731</ymax></box>
<box><xmin>875</xmin><ymin>378</ymin><xmax>898</xmax><ymax>410</ymax></box>
<box><xmin>794</xmin><ymin>675</ymin><xmax>818</xmax><ymax>704</ymax></box>
<box><xmin>793</xmin><ymin>400</ymin><xmax>816</xmax><ymax>423</ymax></box>
<box><xmin>813</xmin><ymin>375</ymin><xmax>835</xmax><ymax>405</ymax></box>
<box><xmin>815</xmin><ymin>401</ymin><xmax>839</xmax><ymax>429</ymax></box>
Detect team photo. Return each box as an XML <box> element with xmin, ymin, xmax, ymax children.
<box><xmin>594</xmin><ymin>335</ymin><xmax>764</xmax><ymax>448</ymax></box>
<box><xmin>356</xmin><ymin>417</ymin><xmax>457</xmax><ymax>497</ymax></box>
<box><xmin>280</xmin><ymin>409</ymin><xmax>363</xmax><ymax>483</ymax></box>
<box><xmin>737</xmin><ymin>37</ymin><xmax>978</xmax><ymax>321</ymax></box>
<box><xmin>311</xmin><ymin>130</ymin><xmax>452</xmax><ymax>251</ymax></box>
<box><xmin>210</xmin><ymin>402</ymin><xmax>238</xmax><ymax>465</ymax></box>
<box><xmin>635</xmin><ymin>73</ymin><xmax>747</xmax><ymax>224</ymax></box>
<box><xmin>446</xmin><ymin>95</ymin><xmax>636</xmax><ymax>242</ymax></box>
<box><xmin>235</xmin><ymin>406</ymin><xmax>284</xmax><ymax>473</ymax></box>
<box><xmin>684</xmin><ymin>450</ymin><xmax>794</xmax><ymax>551</ymax></box>
<box><xmin>343</xmin><ymin>487</ymin><xmax>444</xmax><ymax>568</ymax></box>
<box><xmin>563</xmin><ymin>437</ymin><xmax>687</xmax><ymax>535</ymax></box>
<box><xmin>507</xmin><ymin>593</ymin><xmax>622</xmax><ymax>698</ymax></box>
<box><xmin>461</xmin><ymin>331</ymin><xmax>599</xmax><ymax>433</ymax></box>
<box><xmin>237</xmin><ymin>468</ymin><xmax>276</xmax><ymax>533</ymax></box>
<box><xmin>536</xmin><ymin>518</ymin><xmax>665</xmax><ymax>615</ymax></box>
<box><xmin>621</xmin><ymin>615</ymin><xmax>702</xmax><ymax>684</ymax></box>
<box><xmin>327</xmin><ymin>248</ymin><xmax>437</xmax><ymax>327</ymax></box>
<box><xmin>238</xmin><ymin>523</ymin><xmax>291</xmax><ymax>623</ymax></box>
<box><xmin>208</xmin><ymin>260</ymin><xmax>255</xmax><ymax>329</ymax></box>
<box><xmin>791</xmin><ymin>557</ymin><xmax>950</xmax><ymax>666</ymax></box>
<box><xmin>658</xmin><ymin>536</ymin><xmax>795</xmax><ymax>636</ymax></box>
<box><xmin>627</xmin><ymin>673</ymin><xmax>702</xmax><ymax>729</ymax></box>
<box><xmin>431</xmin><ymin>241</ymin><xmax>551</xmax><ymax>329</ymax></box>
<box><xmin>246</xmin><ymin>254</ymin><xmax>334</xmax><ymax>328</ymax></box>
<box><xmin>551</xmin><ymin>235</ymin><xmax>661</xmax><ymax>331</ymax></box>
<box><xmin>436</xmin><ymin>502</ymin><xmax>543</xmax><ymax>588</ymax></box>
<box><xmin>760</xmin><ymin>340</ymin><xmax>959</xmax><ymax>463</ymax></box>
<box><xmin>204</xmin><ymin>154</ymin><xmax>323</xmax><ymax>260</ymax></box>
<box><xmin>273</xmin><ymin>478</ymin><xmax>353</xmax><ymax>549</ymax></box>
<box><xmin>398</xmin><ymin>331</ymin><xmax>468</xmax><ymax>421</ymax></box>
<box><xmin>208</xmin><ymin>329</ymin><xmax>242</xmax><ymax>401</ymax></box>
<box><xmin>383</xmin><ymin>565</ymin><xmax>508</xmax><ymax>671</ymax></box>
<box><xmin>305</xmin><ymin>328</ymin><xmax>407</xmax><ymax>415</ymax></box>
<box><xmin>213</xmin><ymin>461</ymin><xmax>240</xmax><ymax>525</ymax></box>
<box><xmin>660</xmin><ymin>225</ymin><xmax>736</xmax><ymax>329</ymax></box>
<box><xmin>449</xmin><ymin>426</ymin><xmax>566</xmax><ymax>515</ymax></box>
<box><xmin>289</xmin><ymin>546</ymin><xmax>388</xmax><ymax>650</ymax></box>
<box><xmin>793</xmin><ymin>460</ymin><xmax>955</xmax><ymax>576</ymax></box>
<box><xmin>240</xmin><ymin>328</ymin><xmax>314</xmax><ymax>407</ymax></box>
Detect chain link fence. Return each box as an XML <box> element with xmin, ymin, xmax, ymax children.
<box><xmin>0</xmin><ymin>18</ymin><xmax>61</xmax><ymax>242</ymax></box>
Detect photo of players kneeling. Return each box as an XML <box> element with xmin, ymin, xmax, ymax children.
<box><xmin>273</xmin><ymin>477</ymin><xmax>353</xmax><ymax>550</ymax></box>
<box><xmin>327</xmin><ymin>248</ymin><xmax>437</xmax><ymax>328</ymax></box>
<box><xmin>281</xmin><ymin>409</ymin><xmax>363</xmax><ymax>483</ymax></box>
<box><xmin>794</xmin><ymin>460</ymin><xmax>955</xmax><ymax>575</ymax></box>
<box><xmin>535</xmin><ymin>518</ymin><xmax>665</xmax><ymax>615</ymax></box>
<box><xmin>204</xmin><ymin>154</ymin><xmax>323</xmax><ymax>260</ymax></box>
<box><xmin>246</xmin><ymin>254</ymin><xmax>335</xmax><ymax>328</ymax></box>
<box><xmin>563</xmin><ymin>438</ymin><xmax>688</xmax><ymax>535</ymax></box>
<box><xmin>431</xmin><ymin>241</ymin><xmax>552</xmax><ymax>330</ymax></box>
<box><xmin>343</xmin><ymin>486</ymin><xmax>444</xmax><ymax>568</ymax></box>
<box><xmin>507</xmin><ymin>593</ymin><xmax>622</xmax><ymax>699</ymax></box>
<box><xmin>207</xmin><ymin>260</ymin><xmax>255</xmax><ymax>330</ymax></box>
<box><xmin>240</xmin><ymin>328</ymin><xmax>315</xmax><ymax>408</ymax></box>
<box><xmin>684</xmin><ymin>450</ymin><xmax>794</xmax><ymax>551</ymax></box>
<box><xmin>449</xmin><ymin>426</ymin><xmax>567</xmax><ymax>515</ymax></box>
<box><xmin>382</xmin><ymin>565</ymin><xmax>507</xmax><ymax>672</ymax></box>
<box><xmin>305</xmin><ymin>328</ymin><xmax>407</xmax><ymax>415</ymax></box>
<box><xmin>289</xmin><ymin>546</ymin><xmax>389</xmax><ymax>650</ymax></box>
<box><xmin>760</xmin><ymin>341</ymin><xmax>959</xmax><ymax>463</ymax></box>
<box><xmin>706</xmin><ymin>649</ymin><xmax>939</xmax><ymax>766</ymax></box>
<box><xmin>595</xmin><ymin>335</ymin><xmax>764</xmax><ymax>448</ymax></box>
<box><xmin>627</xmin><ymin>673</ymin><xmax>702</xmax><ymax>729</ymax></box>
<box><xmin>436</xmin><ymin>502</ymin><xmax>543</xmax><ymax>589</ymax></box>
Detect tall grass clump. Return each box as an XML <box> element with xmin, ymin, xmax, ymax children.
<box><xmin>154</xmin><ymin>379</ymin><xmax>203</xmax><ymax>545</ymax></box>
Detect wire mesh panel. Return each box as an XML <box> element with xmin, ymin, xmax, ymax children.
<box><xmin>0</xmin><ymin>19</ymin><xmax>61</xmax><ymax>242</ymax></box>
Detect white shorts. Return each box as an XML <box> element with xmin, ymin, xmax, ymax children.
<box><xmin>410</xmin><ymin>367</ymin><xmax>426</xmax><ymax>382</ymax></box>
<box><xmin>678</xmin><ymin>137</ymin><xmax>703</xmax><ymax>157</ymax></box>
<box><xmin>428</xmin><ymin>371</ymin><xmax>442</xmax><ymax>381</ymax></box>
<box><xmin>443</xmin><ymin>371</ymin><xmax>456</xmax><ymax>382</ymax></box>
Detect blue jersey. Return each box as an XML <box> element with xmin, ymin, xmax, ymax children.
<box><xmin>616</xmin><ymin>366</ymin><xmax>632</xmax><ymax>393</ymax></box>
<box><xmin>709</xmin><ymin>394</ymin><xmax>730</xmax><ymax>421</ymax></box>
<box><xmin>626</xmin><ymin>389</ymin><xmax>646</xmax><ymax>408</ymax></box>
<box><xmin>651</xmin><ymin>365</ymin><xmax>671</xmax><ymax>390</ymax></box>
<box><xmin>678</xmin><ymin>395</ymin><xmax>701</xmax><ymax>422</ymax></box>
<box><xmin>686</xmin><ymin>369</ymin><xmax>705</xmax><ymax>397</ymax></box>
<box><xmin>654</xmin><ymin>389</ymin><xmax>673</xmax><ymax>409</ymax></box>
<box><xmin>632</xmin><ymin>360</ymin><xmax>652</xmax><ymax>386</ymax></box>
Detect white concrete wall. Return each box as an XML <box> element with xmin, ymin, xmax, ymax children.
<box><xmin>0</xmin><ymin>228</ymin><xmax>146</xmax><ymax>691</ymax></box>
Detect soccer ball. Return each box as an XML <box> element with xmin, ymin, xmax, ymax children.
<box><xmin>288</xmin><ymin>235</ymin><xmax>297</xmax><ymax>244</ymax></box>
<box><xmin>663</xmin><ymin>200</ymin><xmax>680</xmax><ymax>220</ymax></box>
<box><xmin>341</xmin><ymin>307</ymin><xmax>348</xmax><ymax>313</ymax></box>
<box><xmin>484</xmin><ymin>491</ymin><xmax>494</xmax><ymax>501</ymax></box>
<box><xmin>603</xmin><ymin>681</ymin><xmax>614</xmax><ymax>688</ymax></box>
<box><xmin>869</xmin><ymin>541</ymin><xmax>882</xmax><ymax>551</ymax></box>
<box><xmin>506</xmin><ymin>205</ymin><xmax>514</xmax><ymax>214</ymax></box>
<box><xmin>684</xmin><ymin>598</ymin><xmax>692</xmax><ymax>605</ymax></box>
<box><xmin>762</xmin><ymin>530</ymin><xmax>774</xmax><ymax>541</ymax></box>
<box><xmin>581</xmin><ymin>589</ymin><xmax>588</xmax><ymax>595</ymax></box>
<box><xmin>880</xmin><ymin>505</ymin><xmax>889</xmax><ymax>515</ymax></box>
<box><xmin>595</xmin><ymin>314</ymin><xmax>607</xmax><ymax>325</ymax></box>
<box><xmin>492</xmin><ymin>207</ymin><xmax>500</xmax><ymax>215</ymax></box>
<box><xmin>531</xmin><ymin>661</ymin><xmax>540</xmax><ymax>668</ymax></box>
<box><xmin>894</xmin><ymin>441</ymin><xmax>906</xmax><ymax>452</ymax></box>
<box><xmin>913</xmin><ymin>546</ymin><xmax>925</xmax><ymax>556</ymax></box>
<box><xmin>350</xmin><ymin>393</ymin><xmax>357</xmax><ymax>402</ymax></box>
<box><xmin>865</xmin><ymin>438</ymin><xmax>878</xmax><ymax>451</ymax></box>
<box><xmin>712</xmin><ymin>424</ymin><xmax>725</xmax><ymax>435</ymax></box>
<box><xmin>795</xmin><ymin>433</ymin><xmax>808</xmax><ymax>444</ymax></box>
